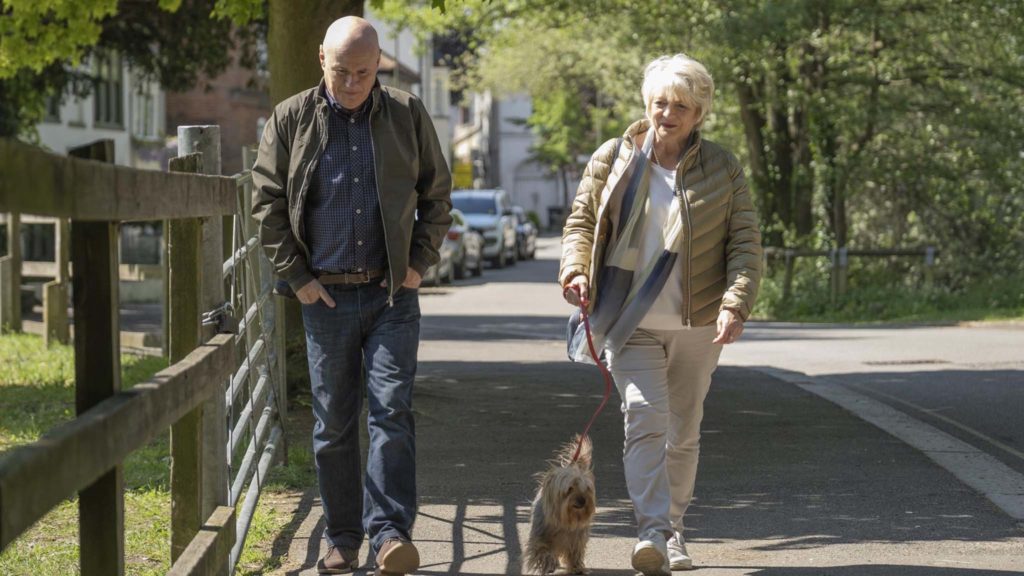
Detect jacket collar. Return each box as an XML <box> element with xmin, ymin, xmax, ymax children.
<box><xmin>315</xmin><ymin>78</ymin><xmax>383</xmax><ymax>117</ymax></box>
<box><xmin>622</xmin><ymin>119</ymin><xmax>702</xmax><ymax>171</ymax></box>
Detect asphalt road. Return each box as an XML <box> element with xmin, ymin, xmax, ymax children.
<box><xmin>722</xmin><ymin>323</ymin><xmax>1024</xmax><ymax>479</ymax></box>
<box><xmin>276</xmin><ymin>235</ymin><xmax>1024</xmax><ymax>575</ymax></box>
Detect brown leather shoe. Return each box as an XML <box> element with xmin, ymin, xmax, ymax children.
<box><xmin>317</xmin><ymin>545</ymin><xmax>359</xmax><ymax>574</ymax></box>
<box><xmin>374</xmin><ymin>538</ymin><xmax>420</xmax><ymax>576</ymax></box>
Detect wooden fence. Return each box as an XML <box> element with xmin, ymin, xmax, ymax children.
<box><xmin>764</xmin><ymin>245</ymin><xmax>939</xmax><ymax>304</ymax></box>
<box><xmin>0</xmin><ymin>131</ymin><xmax>286</xmax><ymax>575</ymax></box>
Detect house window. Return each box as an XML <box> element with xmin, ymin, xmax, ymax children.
<box><xmin>94</xmin><ymin>52</ymin><xmax>124</xmax><ymax>128</ymax></box>
<box><xmin>433</xmin><ymin>77</ymin><xmax>446</xmax><ymax>116</ymax></box>
<box><xmin>68</xmin><ymin>97</ymin><xmax>85</xmax><ymax>126</ymax></box>
<box><xmin>43</xmin><ymin>95</ymin><xmax>61</xmax><ymax>123</ymax></box>
<box><xmin>132</xmin><ymin>82</ymin><xmax>156</xmax><ymax>139</ymax></box>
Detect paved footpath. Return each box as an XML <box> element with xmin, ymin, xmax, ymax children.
<box><xmin>274</xmin><ymin>237</ymin><xmax>1024</xmax><ymax>575</ymax></box>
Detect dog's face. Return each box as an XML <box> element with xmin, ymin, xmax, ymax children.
<box><xmin>541</xmin><ymin>464</ymin><xmax>596</xmax><ymax>529</ymax></box>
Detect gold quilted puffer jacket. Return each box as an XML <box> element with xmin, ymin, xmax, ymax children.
<box><xmin>560</xmin><ymin>120</ymin><xmax>763</xmax><ymax>326</ymax></box>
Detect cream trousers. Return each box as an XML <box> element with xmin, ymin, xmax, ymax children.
<box><xmin>606</xmin><ymin>326</ymin><xmax>723</xmax><ymax>538</ymax></box>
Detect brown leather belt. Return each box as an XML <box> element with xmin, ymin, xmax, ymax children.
<box><xmin>317</xmin><ymin>269</ymin><xmax>384</xmax><ymax>285</ymax></box>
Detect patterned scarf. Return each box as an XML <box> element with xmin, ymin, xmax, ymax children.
<box><xmin>568</xmin><ymin>128</ymin><xmax>687</xmax><ymax>363</ymax></box>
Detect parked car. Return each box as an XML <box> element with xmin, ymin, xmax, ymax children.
<box><xmin>451</xmin><ymin>189</ymin><xmax>518</xmax><ymax>268</ymax></box>
<box><xmin>448</xmin><ymin>209</ymin><xmax>484</xmax><ymax>279</ymax></box>
<box><xmin>512</xmin><ymin>206</ymin><xmax>538</xmax><ymax>260</ymax></box>
<box><xmin>421</xmin><ymin>232</ymin><xmax>455</xmax><ymax>287</ymax></box>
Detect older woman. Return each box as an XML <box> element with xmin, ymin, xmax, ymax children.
<box><xmin>560</xmin><ymin>54</ymin><xmax>762</xmax><ymax>574</ymax></box>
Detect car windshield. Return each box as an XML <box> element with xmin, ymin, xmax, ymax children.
<box><xmin>452</xmin><ymin>196</ymin><xmax>497</xmax><ymax>215</ymax></box>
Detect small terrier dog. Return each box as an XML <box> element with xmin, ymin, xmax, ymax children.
<box><xmin>525</xmin><ymin>434</ymin><xmax>597</xmax><ymax>574</ymax></box>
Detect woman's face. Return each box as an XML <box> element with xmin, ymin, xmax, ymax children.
<box><xmin>647</xmin><ymin>89</ymin><xmax>700</xmax><ymax>144</ymax></box>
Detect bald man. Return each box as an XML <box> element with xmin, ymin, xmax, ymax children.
<box><xmin>253</xmin><ymin>16</ymin><xmax>451</xmax><ymax>576</ymax></box>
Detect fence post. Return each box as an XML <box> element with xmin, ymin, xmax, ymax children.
<box><xmin>2</xmin><ymin>212</ymin><xmax>21</xmax><ymax>332</ymax></box>
<box><xmin>68</xmin><ymin>140</ymin><xmax>124</xmax><ymax>576</ymax></box>
<box><xmin>0</xmin><ymin>256</ymin><xmax>12</xmax><ymax>332</ymax></box>
<box><xmin>782</xmin><ymin>249</ymin><xmax>795</xmax><ymax>306</ymax></box>
<box><xmin>924</xmin><ymin>246</ymin><xmax>936</xmax><ymax>286</ymax></box>
<box><xmin>43</xmin><ymin>217</ymin><xmax>70</xmax><ymax>346</ymax></box>
<box><xmin>168</xmin><ymin>152</ymin><xmax>206</xmax><ymax>562</ymax></box>
<box><xmin>176</xmin><ymin>126</ymin><xmax>229</xmax><ymax>564</ymax></box>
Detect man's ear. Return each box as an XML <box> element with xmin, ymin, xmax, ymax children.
<box><xmin>319</xmin><ymin>45</ymin><xmax>326</xmax><ymax>68</ymax></box>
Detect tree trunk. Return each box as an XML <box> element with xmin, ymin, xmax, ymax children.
<box><xmin>268</xmin><ymin>0</ymin><xmax>364</xmax><ymax>105</ymax></box>
<box><xmin>267</xmin><ymin>0</ymin><xmax>363</xmax><ymax>396</ymax></box>
<box><xmin>735</xmin><ymin>78</ymin><xmax>776</xmax><ymax>242</ymax></box>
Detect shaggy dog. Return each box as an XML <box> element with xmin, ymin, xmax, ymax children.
<box><xmin>525</xmin><ymin>435</ymin><xmax>597</xmax><ymax>574</ymax></box>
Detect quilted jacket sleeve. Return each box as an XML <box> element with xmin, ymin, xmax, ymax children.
<box><xmin>559</xmin><ymin>139</ymin><xmax>619</xmax><ymax>287</ymax></box>
<box><xmin>720</xmin><ymin>155</ymin><xmax>763</xmax><ymax>321</ymax></box>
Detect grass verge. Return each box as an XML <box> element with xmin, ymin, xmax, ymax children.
<box><xmin>0</xmin><ymin>333</ymin><xmax>297</xmax><ymax>575</ymax></box>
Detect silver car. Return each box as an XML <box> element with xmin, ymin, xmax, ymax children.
<box><xmin>512</xmin><ymin>206</ymin><xmax>538</xmax><ymax>260</ymax></box>
<box><xmin>448</xmin><ymin>208</ymin><xmax>484</xmax><ymax>278</ymax></box>
<box><xmin>421</xmin><ymin>234</ymin><xmax>455</xmax><ymax>286</ymax></box>
<box><xmin>451</xmin><ymin>189</ymin><xmax>518</xmax><ymax>268</ymax></box>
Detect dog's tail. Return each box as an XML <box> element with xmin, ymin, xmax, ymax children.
<box><xmin>560</xmin><ymin>433</ymin><xmax>592</xmax><ymax>468</ymax></box>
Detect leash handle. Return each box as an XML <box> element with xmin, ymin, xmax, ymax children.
<box><xmin>568</xmin><ymin>284</ymin><xmax>614</xmax><ymax>463</ymax></box>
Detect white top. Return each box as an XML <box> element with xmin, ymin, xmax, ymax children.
<box><xmin>638</xmin><ymin>163</ymin><xmax>686</xmax><ymax>330</ymax></box>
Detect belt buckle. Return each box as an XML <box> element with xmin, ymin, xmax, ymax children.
<box><xmin>352</xmin><ymin>270</ymin><xmax>370</xmax><ymax>284</ymax></box>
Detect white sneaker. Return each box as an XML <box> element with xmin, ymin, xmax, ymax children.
<box><xmin>631</xmin><ymin>531</ymin><xmax>671</xmax><ymax>576</ymax></box>
<box><xmin>667</xmin><ymin>533</ymin><xmax>694</xmax><ymax>570</ymax></box>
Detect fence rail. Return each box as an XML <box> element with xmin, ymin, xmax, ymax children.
<box><xmin>0</xmin><ymin>334</ymin><xmax>235</xmax><ymax>549</ymax></box>
<box><xmin>0</xmin><ymin>131</ymin><xmax>286</xmax><ymax>576</ymax></box>
<box><xmin>763</xmin><ymin>245</ymin><xmax>939</xmax><ymax>303</ymax></box>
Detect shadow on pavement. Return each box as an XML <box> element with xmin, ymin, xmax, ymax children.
<box><xmin>275</xmin><ymin>354</ymin><xmax>1023</xmax><ymax>573</ymax></box>
<box><xmin>742</xmin><ymin>567</ymin><xmax>1022</xmax><ymax>575</ymax></box>
<box><xmin>414</xmin><ymin>361</ymin><xmax>1021</xmax><ymax>546</ymax></box>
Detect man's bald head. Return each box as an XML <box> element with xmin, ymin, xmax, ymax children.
<box><xmin>322</xmin><ymin>16</ymin><xmax>380</xmax><ymax>55</ymax></box>
<box><xmin>320</xmin><ymin>17</ymin><xmax>381</xmax><ymax>110</ymax></box>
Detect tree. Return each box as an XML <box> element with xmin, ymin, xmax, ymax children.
<box><xmin>0</xmin><ymin>0</ymin><xmax>264</xmax><ymax>137</ymax></box>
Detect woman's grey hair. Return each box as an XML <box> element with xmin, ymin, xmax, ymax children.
<box><xmin>641</xmin><ymin>54</ymin><xmax>715</xmax><ymax>129</ymax></box>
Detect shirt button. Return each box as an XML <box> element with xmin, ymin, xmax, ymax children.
<box><xmin>354</xmin><ymin>177</ymin><xmax>359</xmax><ymax>183</ymax></box>
<box><xmin>350</xmin><ymin>118</ymin><xmax>356</xmax><ymax>124</ymax></box>
<box><xmin>357</xmin><ymin>240</ymin><xmax>363</xmax><ymax>246</ymax></box>
<box><xmin>356</xmin><ymin>209</ymin><xmax>362</xmax><ymax>214</ymax></box>
<box><xmin>352</xmin><ymin>146</ymin><xmax>358</xmax><ymax>151</ymax></box>
<box><xmin>356</xmin><ymin>267</ymin><xmax>362</xmax><ymax>271</ymax></box>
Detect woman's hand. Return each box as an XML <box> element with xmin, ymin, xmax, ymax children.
<box><xmin>563</xmin><ymin>274</ymin><xmax>590</xmax><ymax>307</ymax></box>
<box><xmin>713</xmin><ymin>309</ymin><xmax>743</xmax><ymax>344</ymax></box>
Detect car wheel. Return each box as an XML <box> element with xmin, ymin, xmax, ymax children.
<box><xmin>493</xmin><ymin>243</ymin><xmax>506</xmax><ymax>268</ymax></box>
<box><xmin>454</xmin><ymin>250</ymin><xmax>467</xmax><ymax>280</ymax></box>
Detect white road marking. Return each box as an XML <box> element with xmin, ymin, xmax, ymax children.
<box><xmin>755</xmin><ymin>366</ymin><xmax>1024</xmax><ymax>521</ymax></box>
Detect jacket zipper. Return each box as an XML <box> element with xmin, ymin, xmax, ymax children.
<box><xmin>678</xmin><ymin>144</ymin><xmax>700</xmax><ymax>328</ymax></box>
<box><xmin>368</xmin><ymin>126</ymin><xmax>394</xmax><ymax>307</ymax></box>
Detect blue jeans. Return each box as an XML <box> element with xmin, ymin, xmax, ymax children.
<box><xmin>301</xmin><ymin>283</ymin><xmax>420</xmax><ymax>553</ymax></box>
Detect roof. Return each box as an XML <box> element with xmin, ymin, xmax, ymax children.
<box><xmin>378</xmin><ymin>51</ymin><xmax>421</xmax><ymax>85</ymax></box>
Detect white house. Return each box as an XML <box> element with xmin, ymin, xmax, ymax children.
<box><xmin>451</xmin><ymin>91</ymin><xmax>563</xmax><ymax>228</ymax></box>
<box><xmin>36</xmin><ymin>51</ymin><xmax>166</xmax><ymax>169</ymax></box>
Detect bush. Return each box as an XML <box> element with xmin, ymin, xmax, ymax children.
<box><xmin>754</xmin><ymin>256</ymin><xmax>1024</xmax><ymax>323</ymax></box>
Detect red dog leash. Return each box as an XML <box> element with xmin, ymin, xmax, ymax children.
<box><xmin>567</xmin><ymin>285</ymin><xmax>614</xmax><ymax>463</ymax></box>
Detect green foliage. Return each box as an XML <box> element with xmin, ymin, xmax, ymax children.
<box><xmin>0</xmin><ymin>0</ymin><xmax>264</xmax><ymax>137</ymax></box>
<box><xmin>379</xmin><ymin>0</ymin><xmax>1024</xmax><ymax>294</ymax></box>
<box><xmin>754</xmin><ymin>259</ymin><xmax>1024</xmax><ymax>323</ymax></box>
<box><xmin>0</xmin><ymin>0</ymin><xmax>118</xmax><ymax>78</ymax></box>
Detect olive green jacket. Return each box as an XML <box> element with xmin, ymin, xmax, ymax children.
<box><xmin>252</xmin><ymin>80</ymin><xmax>452</xmax><ymax>299</ymax></box>
<box><xmin>560</xmin><ymin>120</ymin><xmax>762</xmax><ymax>325</ymax></box>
